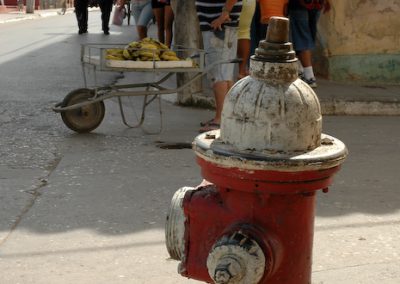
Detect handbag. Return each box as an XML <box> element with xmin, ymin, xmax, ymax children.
<box><xmin>112</xmin><ymin>4</ymin><xmax>126</xmax><ymax>26</ymax></box>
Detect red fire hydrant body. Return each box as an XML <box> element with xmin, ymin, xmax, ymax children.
<box><xmin>166</xmin><ymin>17</ymin><xmax>347</xmax><ymax>284</ymax></box>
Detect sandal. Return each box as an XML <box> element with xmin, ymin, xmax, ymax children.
<box><xmin>200</xmin><ymin>118</ymin><xmax>215</xmax><ymax>127</ymax></box>
<box><xmin>199</xmin><ymin>122</ymin><xmax>220</xmax><ymax>133</ymax></box>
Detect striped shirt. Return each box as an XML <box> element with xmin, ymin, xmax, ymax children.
<box><xmin>195</xmin><ymin>0</ymin><xmax>243</xmax><ymax>31</ymax></box>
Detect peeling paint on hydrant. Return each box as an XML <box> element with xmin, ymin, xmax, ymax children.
<box><xmin>166</xmin><ymin>17</ymin><xmax>347</xmax><ymax>284</ymax></box>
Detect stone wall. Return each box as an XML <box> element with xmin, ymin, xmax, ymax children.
<box><xmin>39</xmin><ymin>0</ymin><xmax>73</xmax><ymax>9</ymax></box>
<box><xmin>316</xmin><ymin>0</ymin><xmax>400</xmax><ymax>84</ymax></box>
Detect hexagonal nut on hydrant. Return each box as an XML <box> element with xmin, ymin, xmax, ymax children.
<box><xmin>207</xmin><ymin>232</ymin><xmax>266</xmax><ymax>284</ymax></box>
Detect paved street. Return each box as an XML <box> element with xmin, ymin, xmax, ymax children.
<box><xmin>0</xmin><ymin>9</ymin><xmax>400</xmax><ymax>284</ymax></box>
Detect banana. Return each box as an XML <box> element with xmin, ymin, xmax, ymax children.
<box><xmin>140</xmin><ymin>43</ymin><xmax>160</xmax><ymax>55</ymax></box>
<box><xmin>129</xmin><ymin>50</ymin><xmax>141</xmax><ymax>59</ymax></box>
<box><xmin>161</xmin><ymin>54</ymin><xmax>180</xmax><ymax>61</ymax></box>
<box><xmin>106</xmin><ymin>48</ymin><xmax>124</xmax><ymax>56</ymax></box>
<box><xmin>106</xmin><ymin>38</ymin><xmax>182</xmax><ymax>62</ymax></box>
<box><xmin>161</xmin><ymin>50</ymin><xmax>177</xmax><ymax>57</ymax></box>
<box><xmin>138</xmin><ymin>51</ymin><xmax>156</xmax><ymax>58</ymax></box>
<box><xmin>158</xmin><ymin>42</ymin><xmax>169</xmax><ymax>50</ymax></box>
<box><xmin>123</xmin><ymin>48</ymin><xmax>132</xmax><ymax>60</ymax></box>
<box><xmin>140</xmin><ymin>54</ymin><xmax>160</xmax><ymax>61</ymax></box>
<box><xmin>143</xmin><ymin>37</ymin><xmax>169</xmax><ymax>50</ymax></box>
<box><xmin>128</xmin><ymin>41</ymin><xmax>140</xmax><ymax>48</ymax></box>
<box><xmin>106</xmin><ymin>54</ymin><xmax>125</xmax><ymax>60</ymax></box>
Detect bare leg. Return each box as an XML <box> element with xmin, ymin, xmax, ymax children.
<box><xmin>227</xmin><ymin>80</ymin><xmax>234</xmax><ymax>90</ymax></box>
<box><xmin>213</xmin><ymin>81</ymin><xmax>231</xmax><ymax>124</ymax></box>
<box><xmin>237</xmin><ymin>38</ymin><xmax>251</xmax><ymax>78</ymax></box>
<box><xmin>152</xmin><ymin>8</ymin><xmax>165</xmax><ymax>43</ymax></box>
<box><xmin>164</xmin><ymin>5</ymin><xmax>174</xmax><ymax>47</ymax></box>
<box><xmin>297</xmin><ymin>49</ymin><xmax>317</xmax><ymax>86</ymax></box>
<box><xmin>136</xmin><ymin>25</ymin><xmax>148</xmax><ymax>40</ymax></box>
<box><xmin>297</xmin><ymin>50</ymin><xmax>312</xmax><ymax>68</ymax></box>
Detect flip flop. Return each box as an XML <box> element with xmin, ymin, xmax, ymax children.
<box><xmin>200</xmin><ymin>118</ymin><xmax>215</xmax><ymax>127</ymax></box>
<box><xmin>198</xmin><ymin>122</ymin><xmax>220</xmax><ymax>133</ymax></box>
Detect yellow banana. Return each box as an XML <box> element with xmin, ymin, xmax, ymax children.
<box><xmin>106</xmin><ymin>54</ymin><xmax>125</xmax><ymax>60</ymax></box>
<box><xmin>106</xmin><ymin>48</ymin><xmax>124</xmax><ymax>56</ymax></box>
<box><xmin>129</xmin><ymin>50</ymin><xmax>141</xmax><ymax>59</ymax></box>
<box><xmin>161</xmin><ymin>54</ymin><xmax>180</xmax><ymax>61</ymax></box>
<box><xmin>128</xmin><ymin>41</ymin><xmax>140</xmax><ymax>48</ymax></box>
<box><xmin>123</xmin><ymin>49</ymin><xmax>132</xmax><ymax>60</ymax></box>
<box><xmin>161</xmin><ymin>50</ymin><xmax>177</xmax><ymax>57</ymax></box>
<box><xmin>138</xmin><ymin>50</ymin><xmax>156</xmax><ymax>58</ymax></box>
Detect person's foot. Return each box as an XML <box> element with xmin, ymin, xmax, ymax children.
<box><xmin>301</xmin><ymin>76</ymin><xmax>317</xmax><ymax>88</ymax></box>
<box><xmin>78</xmin><ymin>29</ymin><xmax>87</xmax><ymax>34</ymax></box>
<box><xmin>200</xmin><ymin>118</ymin><xmax>215</xmax><ymax>127</ymax></box>
<box><xmin>198</xmin><ymin>122</ymin><xmax>220</xmax><ymax>133</ymax></box>
<box><xmin>103</xmin><ymin>29</ymin><xmax>110</xmax><ymax>35</ymax></box>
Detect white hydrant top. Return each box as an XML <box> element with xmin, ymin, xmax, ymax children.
<box><xmin>220</xmin><ymin>17</ymin><xmax>322</xmax><ymax>153</ymax></box>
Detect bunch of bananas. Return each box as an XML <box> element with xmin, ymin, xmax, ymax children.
<box><xmin>105</xmin><ymin>48</ymin><xmax>125</xmax><ymax>60</ymax></box>
<box><xmin>106</xmin><ymin>38</ymin><xmax>181</xmax><ymax>61</ymax></box>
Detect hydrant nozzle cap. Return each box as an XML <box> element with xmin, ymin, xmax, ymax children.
<box><xmin>254</xmin><ymin>16</ymin><xmax>297</xmax><ymax>63</ymax></box>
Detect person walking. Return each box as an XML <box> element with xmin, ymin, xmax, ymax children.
<box><xmin>75</xmin><ymin>0</ymin><xmax>89</xmax><ymax>34</ymax></box>
<box><xmin>74</xmin><ymin>0</ymin><xmax>114</xmax><ymax>35</ymax></box>
<box><xmin>288</xmin><ymin>0</ymin><xmax>330</xmax><ymax>88</ymax></box>
<box><xmin>98</xmin><ymin>0</ymin><xmax>114</xmax><ymax>34</ymax></box>
<box><xmin>196</xmin><ymin>0</ymin><xmax>243</xmax><ymax>133</ymax></box>
<box><xmin>131</xmin><ymin>0</ymin><xmax>153</xmax><ymax>39</ymax></box>
<box><xmin>151</xmin><ymin>0</ymin><xmax>174</xmax><ymax>47</ymax></box>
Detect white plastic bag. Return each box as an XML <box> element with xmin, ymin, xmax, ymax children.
<box><xmin>112</xmin><ymin>5</ymin><xmax>126</xmax><ymax>26</ymax></box>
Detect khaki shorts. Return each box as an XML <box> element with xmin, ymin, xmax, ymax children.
<box><xmin>202</xmin><ymin>27</ymin><xmax>238</xmax><ymax>83</ymax></box>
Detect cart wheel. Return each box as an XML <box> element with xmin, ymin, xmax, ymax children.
<box><xmin>61</xmin><ymin>88</ymin><xmax>105</xmax><ymax>133</ymax></box>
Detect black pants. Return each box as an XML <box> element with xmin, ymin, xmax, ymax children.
<box><xmin>98</xmin><ymin>0</ymin><xmax>113</xmax><ymax>32</ymax></box>
<box><xmin>74</xmin><ymin>0</ymin><xmax>113</xmax><ymax>32</ymax></box>
<box><xmin>75</xmin><ymin>0</ymin><xmax>89</xmax><ymax>32</ymax></box>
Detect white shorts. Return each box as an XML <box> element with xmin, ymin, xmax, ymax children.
<box><xmin>202</xmin><ymin>27</ymin><xmax>238</xmax><ymax>83</ymax></box>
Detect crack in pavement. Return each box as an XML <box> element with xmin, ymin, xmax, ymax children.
<box><xmin>0</xmin><ymin>156</ymin><xmax>62</xmax><ymax>247</ymax></box>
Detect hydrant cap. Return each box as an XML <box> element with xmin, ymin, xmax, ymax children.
<box><xmin>220</xmin><ymin>17</ymin><xmax>322</xmax><ymax>153</ymax></box>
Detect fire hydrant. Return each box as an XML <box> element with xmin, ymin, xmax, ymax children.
<box><xmin>166</xmin><ymin>17</ymin><xmax>347</xmax><ymax>284</ymax></box>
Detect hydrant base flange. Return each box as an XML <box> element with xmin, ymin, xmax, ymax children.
<box><xmin>195</xmin><ymin>130</ymin><xmax>347</xmax><ymax>172</ymax></box>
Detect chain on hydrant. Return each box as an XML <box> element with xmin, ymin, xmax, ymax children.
<box><xmin>166</xmin><ymin>16</ymin><xmax>347</xmax><ymax>284</ymax></box>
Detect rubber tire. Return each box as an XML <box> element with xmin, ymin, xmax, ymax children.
<box><xmin>61</xmin><ymin>88</ymin><xmax>105</xmax><ymax>133</ymax></box>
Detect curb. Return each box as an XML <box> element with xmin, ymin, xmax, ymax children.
<box><xmin>184</xmin><ymin>93</ymin><xmax>400</xmax><ymax>116</ymax></box>
<box><xmin>320</xmin><ymin>100</ymin><xmax>400</xmax><ymax>116</ymax></box>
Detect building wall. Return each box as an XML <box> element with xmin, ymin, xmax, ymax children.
<box><xmin>4</xmin><ymin>0</ymin><xmax>40</xmax><ymax>8</ymax></box>
<box><xmin>316</xmin><ymin>0</ymin><xmax>400</xmax><ymax>84</ymax></box>
<box><xmin>4</xmin><ymin>0</ymin><xmax>70</xmax><ymax>9</ymax></box>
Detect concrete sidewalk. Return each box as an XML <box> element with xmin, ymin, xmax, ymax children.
<box><xmin>1</xmin><ymin>6</ymin><xmax>399</xmax><ymax>115</ymax></box>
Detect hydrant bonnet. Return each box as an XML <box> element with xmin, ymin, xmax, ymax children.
<box><xmin>221</xmin><ymin>17</ymin><xmax>322</xmax><ymax>153</ymax></box>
